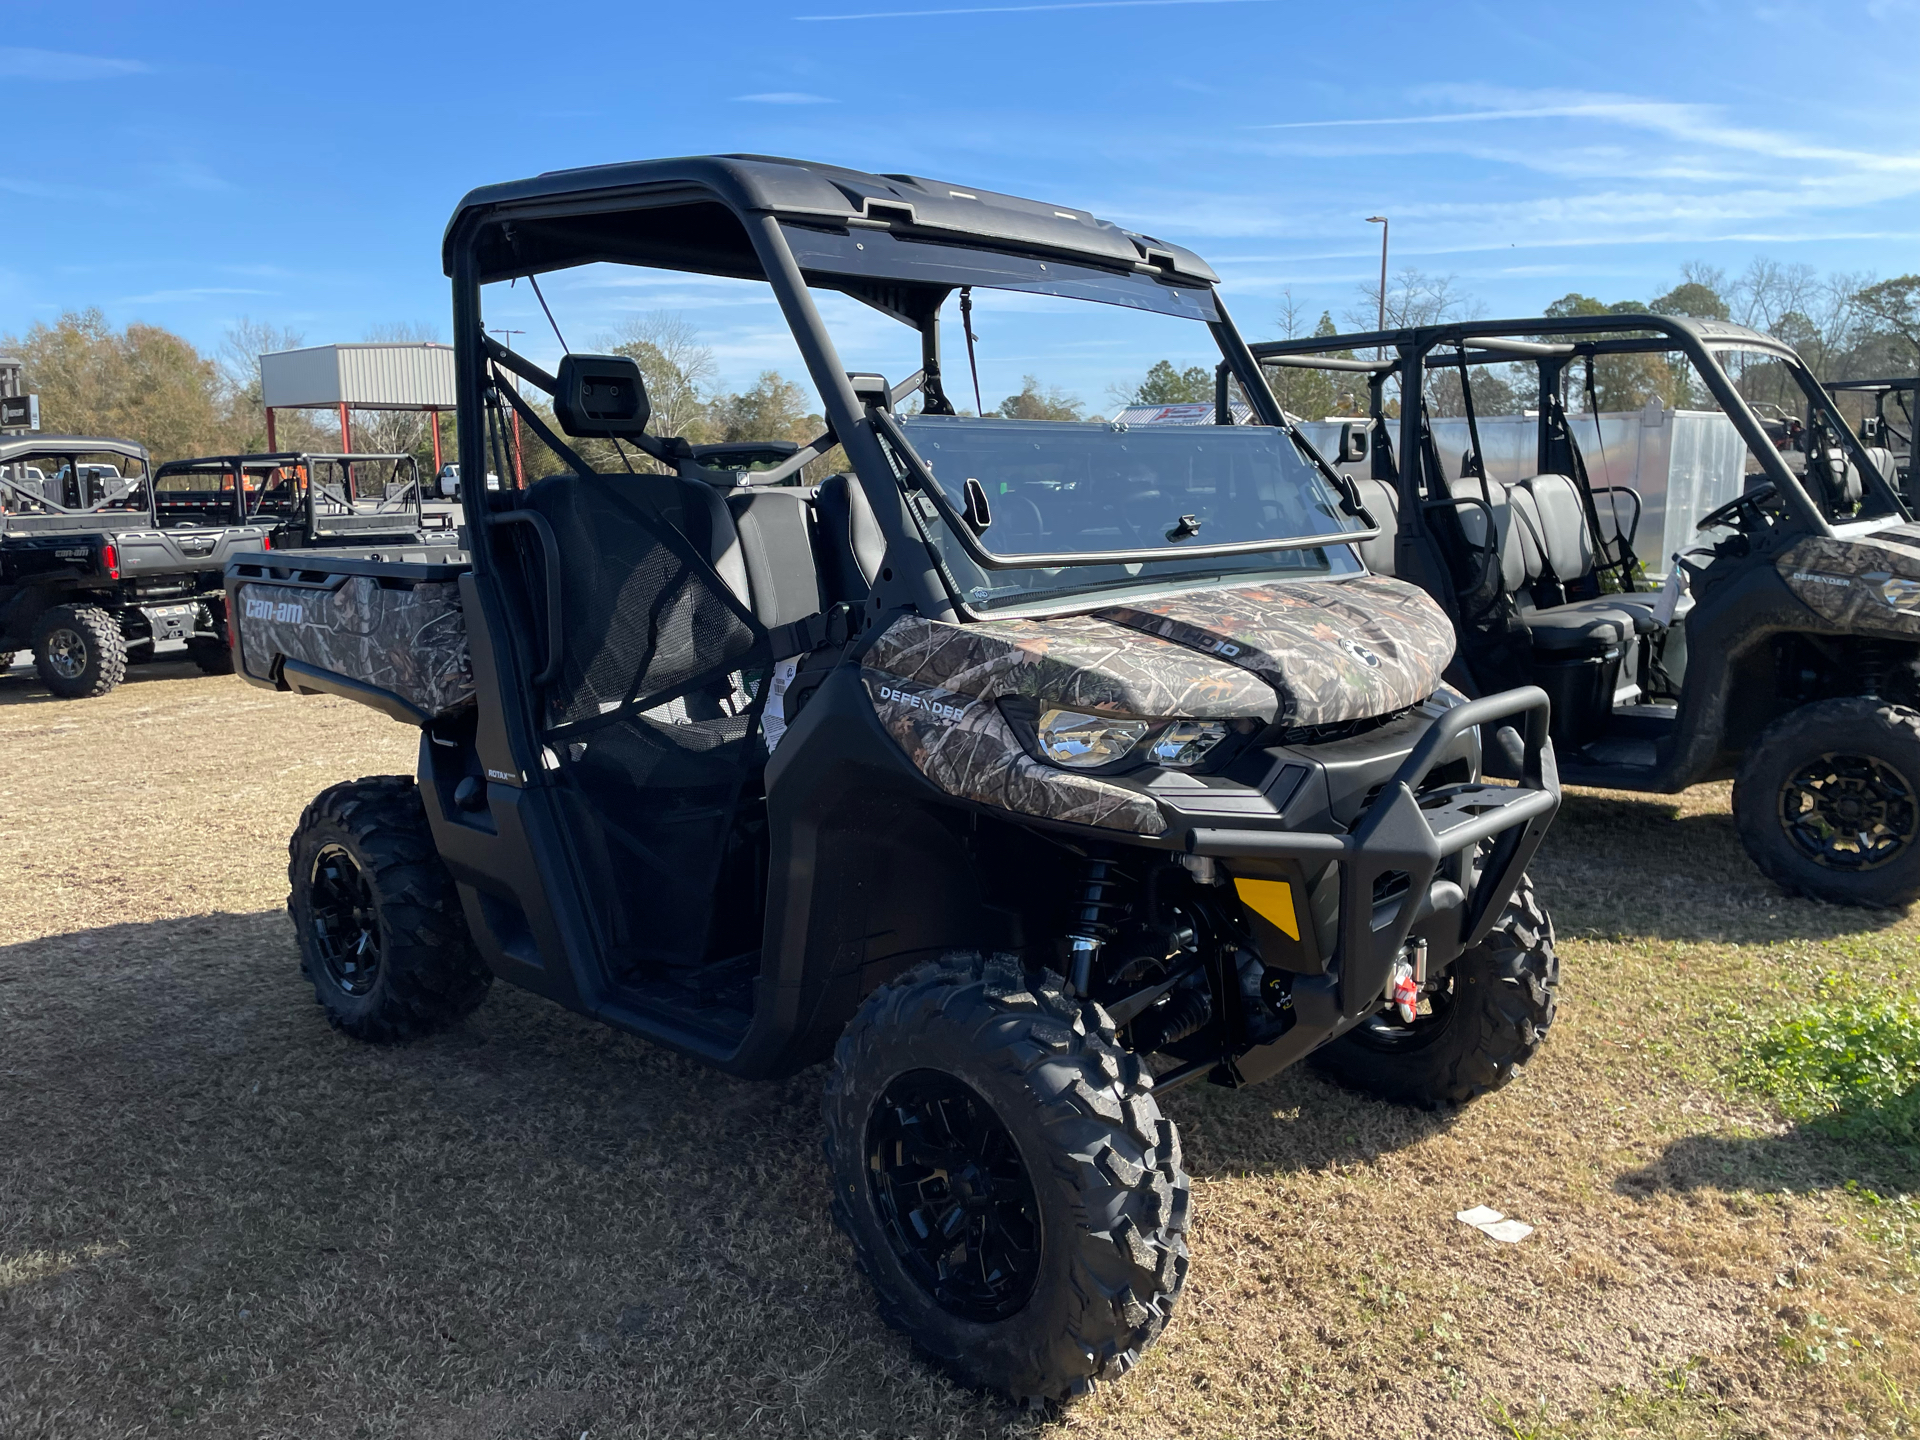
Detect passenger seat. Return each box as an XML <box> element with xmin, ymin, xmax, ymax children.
<box><xmin>813</xmin><ymin>472</ymin><xmax>886</xmax><ymax>602</ymax></box>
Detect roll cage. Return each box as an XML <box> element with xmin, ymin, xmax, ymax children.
<box><xmin>154</xmin><ymin>452</ymin><xmax>432</xmax><ymax>538</ymax></box>
<box><xmin>1250</xmin><ymin>313</ymin><xmax>1905</xmax><ymax>560</ymax></box>
<box><xmin>443</xmin><ymin>155</ymin><xmax>1372</xmax><ymax>624</ymax></box>
<box><xmin>0</xmin><ymin>436</ymin><xmax>153</xmax><ymax>522</ymax></box>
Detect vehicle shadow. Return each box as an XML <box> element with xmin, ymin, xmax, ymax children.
<box><xmin>0</xmin><ymin>655</ymin><xmax>208</xmax><ymax>706</ymax></box>
<box><xmin>0</xmin><ymin>908</ymin><xmax>1470</xmax><ymax>1437</ymax></box>
<box><xmin>0</xmin><ymin>911</ymin><xmax>1032</xmax><ymax>1437</ymax></box>
<box><xmin>1614</xmin><ymin>1125</ymin><xmax>1920</xmax><ymax>1201</ymax></box>
<box><xmin>1530</xmin><ymin>786</ymin><xmax>1912</xmax><ymax>946</ymax></box>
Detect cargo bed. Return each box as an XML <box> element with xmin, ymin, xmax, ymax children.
<box><xmin>227</xmin><ymin>548</ymin><xmax>475</xmax><ymax>724</ymax></box>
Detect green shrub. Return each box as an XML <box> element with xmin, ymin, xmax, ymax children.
<box><xmin>1736</xmin><ymin>983</ymin><xmax>1920</xmax><ymax>1146</ymax></box>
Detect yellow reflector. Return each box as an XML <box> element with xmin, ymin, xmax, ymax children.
<box><xmin>1233</xmin><ymin>877</ymin><xmax>1299</xmax><ymax>940</ymax></box>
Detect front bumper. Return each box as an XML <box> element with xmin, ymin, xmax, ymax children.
<box><xmin>1184</xmin><ymin>686</ymin><xmax>1560</xmax><ymax>1086</ymax></box>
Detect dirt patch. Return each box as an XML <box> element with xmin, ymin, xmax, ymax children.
<box><xmin>1</xmin><ymin>660</ymin><xmax>1916</xmax><ymax>1438</ymax></box>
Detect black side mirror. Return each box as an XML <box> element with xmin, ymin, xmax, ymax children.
<box><xmin>554</xmin><ymin>354</ymin><xmax>651</xmax><ymax>438</ymax></box>
<box><xmin>1338</xmin><ymin>423</ymin><xmax>1369</xmax><ymax>464</ymax></box>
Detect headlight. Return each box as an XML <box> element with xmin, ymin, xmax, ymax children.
<box><xmin>1035</xmin><ymin>708</ymin><xmax>1152</xmax><ymax>768</ymax></box>
<box><xmin>1147</xmin><ymin>719</ymin><xmax>1230</xmax><ymax>768</ymax></box>
<box><xmin>1032</xmin><ymin>709</ymin><xmax>1235</xmax><ymax>771</ymax></box>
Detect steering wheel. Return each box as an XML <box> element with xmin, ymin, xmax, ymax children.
<box><xmin>1697</xmin><ymin>480</ymin><xmax>1777</xmax><ymax>534</ymax></box>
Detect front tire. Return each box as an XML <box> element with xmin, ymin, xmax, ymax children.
<box><xmin>1733</xmin><ymin>698</ymin><xmax>1920</xmax><ymax>908</ymax></box>
<box><xmin>33</xmin><ymin>604</ymin><xmax>126</xmax><ymax>699</ymax></box>
<box><xmin>1312</xmin><ymin>875</ymin><xmax>1558</xmax><ymax>1108</ymax></box>
<box><xmin>287</xmin><ymin>775</ymin><xmax>491</xmax><ymax>1041</ymax></box>
<box><xmin>825</xmin><ymin>952</ymin><xmax>1190</xmax><ymax>1404</ymax></box>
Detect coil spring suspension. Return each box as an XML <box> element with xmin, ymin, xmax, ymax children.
<box><xmin>1066</xmin><ymin>858</ymin><xmax>1130</xmax><ymax>996</ymax></box>
<box><xmin>1857</xmin><ymin>640</ymin><xmax>1889</xmax><ymax>700</ymax></box>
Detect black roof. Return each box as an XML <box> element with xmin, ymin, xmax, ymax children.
<box><xmin>443</xmin><ymin>153</ymin><xmax>1217</xmax><ymax>288</ymax></box>
<box><xmin>0</xmin><ymin>435</ymin><xmax>149</xmax><ymax>464</ymax></box>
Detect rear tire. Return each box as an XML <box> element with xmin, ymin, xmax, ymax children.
<box><xmin>825</xmin><ymin>952</ymin><xmax>1190</xmax><ymax>1404</ymax></box>
<box><xmin>33</xmin><ymin>604</ymin><xmax>126</xmax><ymax>699</ymax></box>
<box><xmin>287</xmin><ymin>775</ymin><xmax>491</xmax><ymax>1042</ymax></box>
<box><xmin>1312</xmin><ymin>875</ymin><xmax>1558</xmax><ymax>1108</ymax></box>
<box><xmin>1733</xmin><ymin>698</ymin><xmax>1920</xmax><ymax>908</ymax></box>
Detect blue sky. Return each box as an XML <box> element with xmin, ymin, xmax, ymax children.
<box><xmin>3</xmin><ymin>0</ymin><xmax>1916</xmax><ymax>412</ymax></box>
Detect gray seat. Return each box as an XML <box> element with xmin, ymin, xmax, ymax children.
<box><xmin>1455</xmin><ymin>477</ymin><xmax>1640</xmax><ymax>653</ymax></box>
<box><xmin>1351</xmin><ymin>477</ymin><xmax>1399</xmax><ymax>576</ymax></box>
<box><xmin>813</xmin><ymin>472</ymin><xmax>886</xmax><ymax>602</ymax></box>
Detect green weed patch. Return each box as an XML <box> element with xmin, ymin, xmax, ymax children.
<box><xmin>1736</xmin><ymin>981</ymin><xmax>1920</xmax><ymax>1146</ymax></box>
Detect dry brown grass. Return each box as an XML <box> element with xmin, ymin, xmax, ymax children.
<box><xmin>2</xmin><ymin>657</ymin><xmax>1918</xmax><ymax>1438</ymax></box>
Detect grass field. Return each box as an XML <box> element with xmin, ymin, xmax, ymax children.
<box><xmin>2</xmin><ymin>658</ymin><xmax>1917</xmax><ymax>1439</ymax></box>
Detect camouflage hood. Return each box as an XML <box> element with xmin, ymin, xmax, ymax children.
<box><xmin>1779</xmin><ymin>527</ymin><xmax>1920</xmax><ymax>633</ymax></box>
<box><xmin>856</xmin><ymin>575</ymin><xmax>1457</xmax><ymax>835</ymax></box>
<box><xmin>1094</xmin><ymin>575</ymin><xmax>1456</xmax><ymax>728</ymax></box>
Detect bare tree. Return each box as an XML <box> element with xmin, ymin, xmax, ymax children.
<box><xmin>220</xmin><ymin>317</ymin><xmax>305</xmax><ymax>400</ymax></box>
<box><xmin>1346</xmin><ymin>268</ymin><xmax>1478</xmax><ymax>333</ymax></box>
<box><xmin>600</xmin><ymin>312</ymin><xmax>717</xmax><ymax>442</ymax></box>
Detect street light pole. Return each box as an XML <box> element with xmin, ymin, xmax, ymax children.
<box><xmin>1365</xmin><ymin>216</ymin><xmax>1389</xmax><ymax>332</ymax></box>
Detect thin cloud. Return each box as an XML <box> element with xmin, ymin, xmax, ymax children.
<box><xmin>0</xmin><ymin>46</ymin><xmax>149</xmax><ymax>80</ymax></box>
<box><xmin>1254</xmin><ymin>106</ymin><xmax>1615</xmax><ymax>130</ymax></box>
<box><xmin>734</xmin><ymin>91</ymin><xmax>837</xmax><ymax>104</ymax></box>
<box><xmin>117</xmin><ymin>286</ymin><xmax>272</xmax><ymax>304</ymax></box>
<box><xmin>797</xmin><ymin>0</ymin><xmax>1278</xmax><ymax>20</ymax></box>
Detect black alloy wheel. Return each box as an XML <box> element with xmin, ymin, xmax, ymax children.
<box><xmin>41</xmin><ymin>624</ymin><xmax>89</xmax><ymax>680</ymax></box>
<box><xmin>1777</xmin><ymin>750</ymin><xmax>1918</xmax><ymax>872</ymax></box>
<box><xmin>825</xmin><ymin>951</ymin><xmax>1190</xmax><ymax>1404</ymax></box>
<box><xmin>1734</xmin><ymin>699</ymin><xmax>1920</xmax><ymax>908</ymax></box>
<box><xmin>287</xmin><ymin>776</ymin><xmax>492</xmax><ymax>1042</ymax></box>
<box><xmin>308</xmin><ymin>843</ymin><xmax>383</xmax><ymax>997</ymax></box>
<box><xmin>866</xmin><ymin>1069</ymin><xmax>1042</xmax><ymax>1323</ymax></box>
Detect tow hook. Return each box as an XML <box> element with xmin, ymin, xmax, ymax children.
<box><xmin>1387</xmin><ymin>938</ymin><xmax>1429</xmax><ymax>1023</ymax></box>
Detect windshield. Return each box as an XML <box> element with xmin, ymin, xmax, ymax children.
<box><xmin>895</xmin><ymin>413</ymin><xmax>1364</xmax><ymax>611</ymax></box>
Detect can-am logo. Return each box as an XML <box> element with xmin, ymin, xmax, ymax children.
<box><xmin>877</xmin><ymin>684</ymin><xmax>969</xmax><ymax>722</ymax></box>
<box><xmin>244</xmin><ymin>597</ymin><xmax>304</xmax><ymax>623</ymax></box>
<box><xmin>1340</xmin><ymin>638</ymin><xmax>1382</xmax><ymax>668</ymax></box>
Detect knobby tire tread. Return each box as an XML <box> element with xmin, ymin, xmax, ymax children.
<box><xmin>34</xmin><ymin>603</ymin><xmax>126</xmax><ymax>699</ymax></box>
<box><xmin>287</xmin><ymin>775</ymin><xmax>491</xmax><ymax>1042</ymax></box>
<box><xmin>824</xmin><ymin>951</ymin><xmax>1190</xmax><ymax>1406</ymax></box>
<box><xmin>1313</xmin><ymin>875</ymin><xmax>1558</xmax><ymax>1108</ymax></box>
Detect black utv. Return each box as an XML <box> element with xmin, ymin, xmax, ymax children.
<box><xmin>230</xmin><ymin>156</ymin><xmax>1561</xmax><ymax>1403</ymax></box>
<box><xmin>1</xmin><ymin>435</ymin><xmax>272</xmax><ymax>695</ymax></box>
<box><xmin>1255</xmin><ymin>316</ymin><xmax>1920</xmax><ymax>907</ymax></box>
<box><xmin>154</xmin><ymin>450</ymin><xmax>458</xmax><ymax>557</ymax></box>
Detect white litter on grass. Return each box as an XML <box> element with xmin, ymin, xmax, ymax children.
<box><xmin>1457</xmin><ymin>1206</ymin><xmax>1534</xmax><ymax>1243</ymax></box>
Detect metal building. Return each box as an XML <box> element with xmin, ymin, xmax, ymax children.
<box><xmin>259</xmin><ymin>343</ymin><xmax>456</xmax><ymax>469</ymax></box>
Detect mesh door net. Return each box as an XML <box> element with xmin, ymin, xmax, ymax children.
<box><xmin>520</xmin><ymin>470</ymin><xmax>773</xmax><ymax>976</ymax></box>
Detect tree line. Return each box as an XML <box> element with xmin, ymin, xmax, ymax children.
<box><xmin>9</xmin><ymin>258</ymin><xmax>1917</xmax><ymax>469</ymax></box>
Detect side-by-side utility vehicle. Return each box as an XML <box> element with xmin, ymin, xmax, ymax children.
<box><xmin>2</xmin><ymin>435</ymin><xmax>272</xmax><ymax>695</ymax></box>
<box><xmin>229</xmin><ymin>156</ymin><xmax>1561</xmax><ymax>1402</ymax></box>
<box><xmin>154</xmin><ymin>451</ymin><xmax>458</xmax><ymax>555</ymax></box>
<box><xmin>1254</xmin><ymin>318</ymin><xmax>1920</xmax><ymax>907</ymax></box>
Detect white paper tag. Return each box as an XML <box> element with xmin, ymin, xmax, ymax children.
<box><xmin>761</xmin><ymin>657</ymin><xmax>800</xmax><ymax>753</ymax></box>
<box><xmin>1456</xmin><ymin>1206</ymin><xmax>1534</xmax><ymax>1243</ymax></box>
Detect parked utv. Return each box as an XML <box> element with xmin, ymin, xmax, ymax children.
<box><xmin>1826</xmin><ymin>376</ymin><xmax>1914</xmax><ymax>503</ymax></box>
<box><xmin>1</xmin><ymin>435</ymin><xmax>272</xmax><ymax>695</ymax></box>
<box><xmin>1254</xmin><ymin>317</ymin><xmax>1920</xmax><ymax>907</ymax></box>
<box><xmin>231</xmin><ymin>156</ymin><xmax>1561</xmax><ymax>1402</ymax></box>
<box><xmin>154</xmin><ymin>450</ymin><xmax>458</xmax><ymax>554</ymax></box>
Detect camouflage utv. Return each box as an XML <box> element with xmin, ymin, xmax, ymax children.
<box><xmin>229</xmin><ymin>156</ymin><xmax>1561</xmax><ymax>1403</ymax></box>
